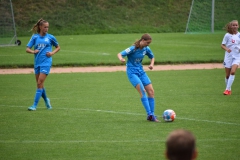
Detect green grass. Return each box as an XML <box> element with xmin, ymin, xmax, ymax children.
<box><xmin>0</xmin><ymin>69</ymin><xmax>239</xmax><ymax>160</ymax></box>
<box><xmin>0</xmin><ymin>32</ymin><xmax>225</xmax><ymax>68</ymax></box>
<box><xmin>9</xmin><ymin>0</ymin><xmax>240</xmax><ymax>36</ymax></box>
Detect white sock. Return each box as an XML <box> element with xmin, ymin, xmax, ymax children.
<box><xmin>225</xmin><ymin>77</ymin><xmax>228</xmax><ymax>87</ymax></box>
<box><xmin>226</xmin><ymin>75</ymin><xmax>235</xmax><ymax>90</ymax></box>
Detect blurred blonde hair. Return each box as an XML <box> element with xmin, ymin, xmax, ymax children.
<box><xmin>30</xmin><ymin>18</ymin><xmax>48</xmax><ymax>33</ymax></box>
<box><xmin>223</xmin><ymin>20</ymin><xmax>238</xmax><ymax>34</ymax></box>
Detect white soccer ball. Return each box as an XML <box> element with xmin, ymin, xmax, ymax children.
<box><xmin>162</xmin><ymin>109</ymin><xmax>176</xmax><ymax>122</ymax></box>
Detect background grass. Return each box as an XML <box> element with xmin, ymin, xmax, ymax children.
<box><xmin>1</xmin><ymin>0</ymin><xmax>240</xmax><ymax>159</ymax></box>
<box><xmin>0</xmin><ymin>70</ymin><xmax>239</xmax><ymax>160</ymax></box>
<box><xmin>8</xmin><ymin>0</ymin><xmax>240</xmax><ymax>36</ymax></box>
<box><xmin>0</xmin><ymin>33</ymin><xmax>225</xmax><ymax>68</ymax></box>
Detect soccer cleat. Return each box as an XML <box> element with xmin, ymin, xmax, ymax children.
<box><xmin>151</xmin><ymin>115</ymin><xmax>160</xmax><ymax>122</ymax></box>
<box><xmin>223</xmin><ymin>90</ymin><xmax>231</xmax><ymax>95</ymax></box>
<box><xmin>45</xmin><ymin>98</ymin><xmax>52</xmax><ymax>109</ymax></box>
<box><xmin>28</xmin><ymin>105</ymin><xmax>36</xmax><ymax>111</ymax></box>
<box><xmin>147</xmin><ymin>115</ymin><xmax>160</xmax><ymax>122</ymax></box>
<box><xmin>147</xmin><ymin>115</ymin><xmax>153</xmax><ymax>121</ymax></box>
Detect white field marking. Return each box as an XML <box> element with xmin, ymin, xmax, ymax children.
<box><xmin>0</xmin><ymin>50</ymin><xmax>110</xmax><ymax>56</ymax></box>
<box><xmin>0</xmin><ymin>140</ymin><xmax>165</xmax><ymax>144</ymax></box>
<box><xmin>0</xmin><ymin>139</ymin><xmax>239</xmax><ymax>144</ymax></box>
<box><xmin>59</xmin><ymin>50</ymin><xmax>110</xmax><ymax>55</ymax></box>
<box><xmin>1</xmin><ymin>104</ymin><xmax>240</xmax><ymax>126</ymax></box>
<box><xmin>0</xmin><ymin>54</ymin><xmax>27</xmax><ymax>57</ymax></box>
<box><xmin>176</xmin><ymin>117</ymin><xmax>240</xmax><ymax>126</ymax></box>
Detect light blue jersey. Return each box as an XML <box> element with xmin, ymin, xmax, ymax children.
<box><xmin>27</xmin><ymin>33</ymin><xmax>59</xmax><ymax>67</ymax></box>
<box><xmin>120</xmin><ymin>45</ymin><xmax>154</xmax><ymax>68</ymax></box>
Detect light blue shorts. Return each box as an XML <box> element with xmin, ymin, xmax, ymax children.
<box><xmin>126</xmin><ymin>67</ymin><xmax>151</xmax><ymax>87</ymax></box>
<box><xmin>34</xmin><ymin>66</ymin><xmax>51</xmax><ymax>75</ymax></box>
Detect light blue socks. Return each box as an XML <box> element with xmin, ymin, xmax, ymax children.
<box><xmin>42</xmin><ymin>88</ymin><xmax>47</xmax><ymax>102</ymax></box>
<box><xmin>33</xmin><ymin>88</ymin><xmax>43</xmax><ymax>107</ymax></box>
<box><xmin>148</xmin><ymin>97</ymin><xmax>155</xmax><ymax>115</ymax></box>
<box><xmin>141</xmin><ymin>97</ymin><xmax>151</xmax><ymax>115</ymax></box>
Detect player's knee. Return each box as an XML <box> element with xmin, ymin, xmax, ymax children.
<box><xmin>230</xmin><ymin>71</ymin><xmax>235</xmax><ymax>75</ymax></box>
<box><xmin>37</xmin><ymin>80</ymin><xmax>44</xmax><ymax>88</ymax></box>
<box><xmin>148</xmin><ymin>89</ymin><xmax>154</xmax><ymax>97</ymax></box>
<box><xmin>139</xmin><ymin>84</ymin><xmax>147</xmax><ymax>98</ymax></box>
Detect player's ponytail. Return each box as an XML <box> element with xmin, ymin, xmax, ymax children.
<box><xmin>30</xmin><ymin>18</ymin><xmax>47</xmax><ymax>33</ymax></box>
<box><xmin>133</xmin><ymin>33</ymin><xmax>152</xmax><ymax>49</ymax></box>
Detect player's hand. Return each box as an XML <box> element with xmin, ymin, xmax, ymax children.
<box><xmin>227</xmin><ymin>49</ymin><xmax>231</xmax><ymax>53</ymax></box>
<box><xmin>34</xmin><ymin>50</ymin><xmax>39</xmax><ymax>54</ymax></box>
<box><xmin>120</xmin><ymin>58</ymin><xmax>126</xmax><ymax>63</ymax></box>
<box><xmin>46</xmin><ymin>52</ymin><xmax>53</xmax><ymax>57</ymax></box>
<box><xmin>148</xmin><ymin>65</ymin><xmax>153</xmax><ymax>70</ymax></box>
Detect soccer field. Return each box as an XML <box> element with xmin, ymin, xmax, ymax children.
<box><xmin>0</xmin><ymin>69</ymin><xmax>239</xmax><ymax>160</ymax></box>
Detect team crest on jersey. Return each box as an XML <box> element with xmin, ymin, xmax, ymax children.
<box><xmin>125</xmin><ymin>48</ymin><xmax>131</xmax><ymax>53</ymax></box>
<box><xmin>44</xmin><ymin>38</ymin><xmax>49</xmax><ymax>42</ymax></box>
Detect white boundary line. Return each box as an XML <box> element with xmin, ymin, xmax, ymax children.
<box><xmin>1</xmin><ymin>104</ymin><xmax>239</xmax><ymax>126</ymax></box>
<box><xmin>1</xmin><ymin>139</ymin><xmax>239</xmax><ymax>144</ymax></box>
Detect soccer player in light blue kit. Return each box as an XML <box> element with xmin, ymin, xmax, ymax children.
<box><xmin>26</xmin><ymin>18</ymin><xmax>60</xmax><ymax>111</ymax></box>
<box><xmin>117</xmin><ymin>33</ymin><xmax>159</xmax><ymax>122</ymax></box>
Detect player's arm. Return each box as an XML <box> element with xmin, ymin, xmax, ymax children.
<box><xmin>26</xmin><ymin>47</ymin><xmax>39</xmax><ymax>54</ymax></box>
<box><xmin>46</xmin><ymin>45</ymin><xmax>60</xmax><ymax>57</ymax></box>
<box><xmin>221</xmin><ymin>44</ymin><xmax>231</xmax><ymax>53</ymax></box>
<box><xmin>117</xmin><ymin>46</ymin><xmax>133</xmax><ymax>63</ymax></box>
<box><xmin>117</xmin><ymin>53</ymin><xmax>125</xmax><ymax>63</ymax></box>
<box><xmin>149</xmin><ymin>58</ymin><xmax>154</xmax><ymax>70</ymax></box>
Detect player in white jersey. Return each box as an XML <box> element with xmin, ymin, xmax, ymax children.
<box><xmin>221</xmin><ymin>20</ymin><xmax>240</xmax><ymax>95</ymax></box>
<box><xmin>26</xmin><ymin>19</ymin><xmax>60</xmax><ymax>110</ymax></box>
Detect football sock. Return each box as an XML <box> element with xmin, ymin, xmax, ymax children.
<box><xmin>141</xmin><ymin>97</ymin><xmax>151</xmax><ymax>115</ymax></box>
<box><xmin>225</xmin><ymin>77</ymin><xmax>228</xmax><ymax>88</ymax></box>
<box><xmin>42</xmin><ymin>88</ymin><xmax>47</xmax><ymax>101</ymax></box>
<box><xmin>139</xmin><ymin>83</ymin><xmax>151</xmax><ymax>115</ymax></box>
<box><xmin>33</xmin><ymin>88</ymin><xmax>43</xmax><ymax>107</ymax></box>
<box><xmin>148</xmin><ymin>97</ymin><xmax>155</xmax><ymax>115</ymax></box>
<box><xmin>226</xmin><ymin>75</ymin><xmax>235</xmax><ymax>90</ymax></box>
<box><xmin>139</xmin><ymin>83</ymin><xmax>147</xmax><ymax>98</ymax></box>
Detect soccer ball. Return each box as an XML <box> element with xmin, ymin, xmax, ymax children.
<box><xmin>162</xmin><ymin>109</ymin><xmax>176</xmax><ymax>122</ymax></box>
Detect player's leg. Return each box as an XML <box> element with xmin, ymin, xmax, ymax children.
<box><xmin>226</xmin><ymin>62</ymin><xmax>239</xmax><ymax>95</ymax></box>
<box><xmin>223</xmin><ymin>57</ymin><xmax>232</xmax><ymax>95</ymax></box>
<box><xmin>126</xmin><ymin>70</ymin><xmax>151</xmax><ymax>117</ymax></box>
<box><xmin>224</xmin><ymin>67</ymin><xmax>231</xmax><ymax>87</ymax></box>
<box><xmin>141</xmin><ymin>73</ymin><xmax>159</xmax><ymax>122</ymax></box>
<box><xmin>40</xmin><ymin>66</ymin><xmax>52</xmax><ymax>109</ymax></box>
<box><xmin>28</xmin><ymin>67</ymin><xmax>49</xmax><ymax>111</ymax></box>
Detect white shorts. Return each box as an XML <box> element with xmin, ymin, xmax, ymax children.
<box><xmin>223</xmin><ymin>53</ymin><xmax>232</xmax><ymax>68</ymax></box>
<box><xmin>223</xmin><ymin>56</ymin><xmax>240</xmax><ymax>68</ymax></box>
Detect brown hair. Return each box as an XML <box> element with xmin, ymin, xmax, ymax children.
<box><xmin>133</xmin><ymin>33</ymin><xmax>152</xmax><ymax>49</ymax></box>
<box><xmin>223</xmin><ymin>20</ymin><xmax>238</xmax><ymax>34</ymax></box>
<box><xmin>166</xmin><ymin>129</ymin><xmax>196</xmax><ymax>160</ymax></box>
<box><xmin>30</xmin><ymin>18</ymin><xmax>48</xmax><ymax>33</ymax></box>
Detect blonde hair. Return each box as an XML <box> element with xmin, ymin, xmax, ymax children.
<box><xmin>133</xmin><ymin>33</ymin><xmax>152</xmax><ymax>49</ymax></box>
<box><xmin>30</xmin><ymin>18</ymin><xmax>48</xmax><ymax>33</ymax></box>
<box><xmin>223</xmin><ymin>20</ymin><xmax>238</xmax><ymax>34</ymax></box>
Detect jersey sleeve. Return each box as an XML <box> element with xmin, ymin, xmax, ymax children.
<box><xmin>49</xmin><ymin>34</ymin><xmax>59</xmax><ymax>47</ymax></box>
<box><xmin>26</xmin><ymin>34</ymin><xmax>36</xmax><ymax>48</ymax></box>
<box><xmin>120</xmin><ymin>46</ymin><xmax>135</xmax><ymax>57</ymax></box>
<box><xmin>222</xmin><ymin>33</ymin><xmax>229</xmax><ymax>45</ymax></box>
<box><xmin>146</xmin><ymin>46</ymin><xmax>154</xmax><ymax>59</ymax></box>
